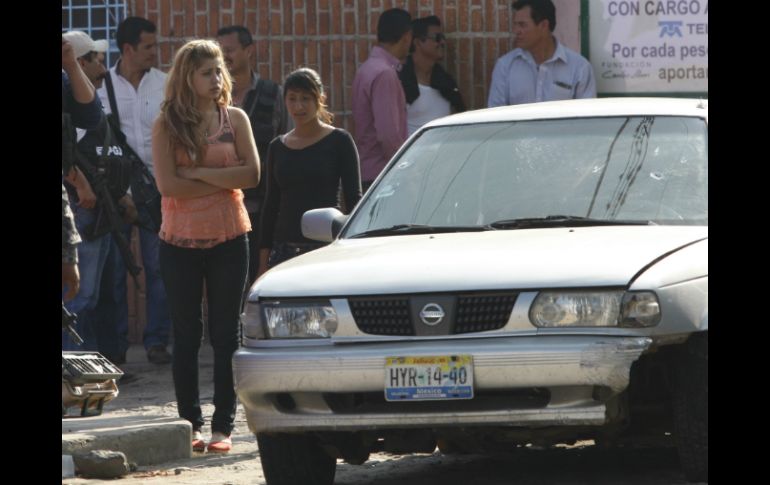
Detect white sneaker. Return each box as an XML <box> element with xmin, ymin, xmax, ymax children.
<box><xmin>192</xmin><ymin>430</ymin><xmax>206</xmax><ymax>452</ymax></box>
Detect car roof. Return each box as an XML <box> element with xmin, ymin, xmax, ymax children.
<box><xmin>425</xmin><ymin>97</ymin><xmax>708</xmax><ymax>128</ymax></box>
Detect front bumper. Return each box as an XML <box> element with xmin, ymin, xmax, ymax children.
<box><xmin>233</xmin><ymin>336</ymin><xmax>651</xmax><ymax>433</ymax></box>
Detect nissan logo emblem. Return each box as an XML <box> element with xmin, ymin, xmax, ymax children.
<box><xmin>420</xmin><ymin>303</ymin><xmax>445</xmax><ymax>326</ymax></box>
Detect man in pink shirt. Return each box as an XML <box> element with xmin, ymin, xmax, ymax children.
<box><xmin>352</xmin><ymin>8</ymin><xmax>413</xmax><ymax>191</ymax></box>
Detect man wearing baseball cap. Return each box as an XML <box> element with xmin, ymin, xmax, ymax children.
<box><xmin>61</xmin><ymin>30</ymin><xmax>108</xmax><ymax>215</ymax></box>
<box><xmin>62</xmin><ymin>31</ymin><xmax>109</xmax><ymax>90</ymax></box>
<box><xmin>61</xmin><ymin>30</ymin><xmax>129</xmax><ymax>370</ymax></box>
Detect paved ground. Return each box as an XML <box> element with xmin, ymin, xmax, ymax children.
<box><xmin>62</xmin><ymin>344</ymin><xmax>703</xmax><ymax>484</ymax></box>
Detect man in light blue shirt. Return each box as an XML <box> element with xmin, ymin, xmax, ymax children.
<box><xmin>488</xmin><ymin>0</ymin><xmax>596</xmax><ymax>107</ymax></box>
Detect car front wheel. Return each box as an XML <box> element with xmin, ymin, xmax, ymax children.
<box><xmin>257</xmin><ymin>432</ymin><xmax>336</xmax><ymax>485</ymax></box>
<box><xmin>672</xmin><ymin>331</ymin><xmax>708</xmax><ymax>482</ymax></box>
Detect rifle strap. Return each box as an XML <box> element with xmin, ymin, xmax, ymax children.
<box><xmin>104</xmin><ymin>70</ymin><xmax>121</xmax><ymax>127</ymax></box>
<box><xmin>104</xmin><ymin>71</ymin><xmax>140</xmax><ymax>163</ymax></box>
<box><xmin>100</xmin><ymin>115</ymin><xmax>113</xmax><ymax>158</ymax></box>
<box><xmin>104</xmin><ymin>72</ymin><xmax>136</xmax><ymax>159</ymax></box>
<box><xmin>103</xmin><ymin>72</ymin><xmax>151</xmax><ymax>172</ymax></box>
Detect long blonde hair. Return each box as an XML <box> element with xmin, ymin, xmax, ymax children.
<box><xmin>158</xmin><ymin>39</ymin><xmax>232</xmax><ymax>165</ymax></box>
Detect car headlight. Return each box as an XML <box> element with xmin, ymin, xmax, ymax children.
<box><xmin>530</xmin><ymin>291</ymin><xmax>660</xmax><ymax>328</ymax></box>
<box><xmin>261</xmin><ymin>301</ymin><xmax>338</xmax><ymax>338</ymax></box>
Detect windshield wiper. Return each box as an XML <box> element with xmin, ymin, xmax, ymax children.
<box><xmin>490</xmin><ymin>215</ymin><xmax>655</xmax><ymax>229</ymax></box>
<box><xmin>350</xmin><ymin>216</ymin><xmax>653</xmax><ymax>238</ymax></box>
<box><xmin>349</xmin><ymin>224</ymin><xmax>490</xmax><ymax>239</ymax></box>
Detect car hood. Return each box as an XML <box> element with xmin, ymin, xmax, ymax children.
<box><xmin>253</xmin><ymin>226</ymin><xmax>708</xmax><ymax>297</ymax></box>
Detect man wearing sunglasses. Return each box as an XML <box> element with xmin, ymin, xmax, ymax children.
<box><xmin>399</xmin><ymin>16</ymin><xmax>466</xmax><ymax>136</ymax></box>
<box><xmin>488</xmin><ymin>0</ymin><xmax>596</xmax><ymax>107</ymax></box>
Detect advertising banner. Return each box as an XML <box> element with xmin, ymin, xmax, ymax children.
<box><xmin>588</xmin><ymin>0</ymin><xmax>708</xmax><ymax>95</ymax></box>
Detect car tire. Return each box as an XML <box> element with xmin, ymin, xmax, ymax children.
<box><xmin>257</xmin><ymin>432</ymin><xmax>336</xmax><ymax>485</ymax></box>
<box><xmin>672</xmin><ymin>331</ymin><xmax>708</xmax><ymax>483</ymax></box>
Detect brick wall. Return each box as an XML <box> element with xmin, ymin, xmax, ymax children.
<box><xmin>124</xmin><ymin>0</ymin><xmax>581</xmax><ymax>339</ymax></box>
<box><xmin>128</xmin><ymin>0</ymin><xmax>581</xmax><ymax>130</ymax></box>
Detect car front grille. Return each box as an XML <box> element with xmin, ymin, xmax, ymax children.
<box><xmin>349</xmin><ymin>292</ymin><xmax>518</xmax><ymax>336</ymax></box>
<box><xmin>349</xmin><ymin>297</ymin><xmax>414</xmax><ymax>335</ymax></box>
<box><xmin>455</xmin><ymin>294</ymin><xmax>518</xmax><ymax>334</ymax></box>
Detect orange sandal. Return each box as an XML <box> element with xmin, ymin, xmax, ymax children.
<box><xmin>207</xmin><ymin>432</ymin><xmax>232</xmax><ymax>453</ymax></box>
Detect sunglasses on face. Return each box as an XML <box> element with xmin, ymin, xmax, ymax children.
<box><xmin>422</xmin><ymin>33</ymin><xmax>446</xmax><ymax>43</ymax></box>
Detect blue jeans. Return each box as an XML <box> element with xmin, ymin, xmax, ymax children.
<box><xmin>102</xmin><ymin>206</ymin><xmax>172</xmax><ymax>351</ymax></box>
<box><xmin>159</xmin><ymin>235</ymin><xmax>248</xmax><ymax>435</ymax></box>
<box><xmin>94</xmin><ymin>237</ymin><xmax>130</xmax><ymax>359</ymax></box>
<box><xmin>62</xmin><ymin>205</ymin><xmax>112</xmax><ymax>351</ymax></box>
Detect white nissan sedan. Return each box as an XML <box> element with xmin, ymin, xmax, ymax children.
<box><xmin>235</xmin><ymin>98</ymin><xmax>708</xmax><ymax>485</ymax></box>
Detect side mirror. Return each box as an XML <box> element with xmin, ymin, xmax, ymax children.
<box><xmin>301</xmin><ymin>208</ymin><xmax>348</xmax><ymax>243</ymax></box>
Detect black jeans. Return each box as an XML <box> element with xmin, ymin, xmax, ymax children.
<box><xmin>246</xmin><ymin>211</ymin><xmax>261</xmax><ymax>287</ymax></box>
<box><xmin>159</xmin><ymin>235</ymin><xmax>248</xmax><ymax>435</ymax></box>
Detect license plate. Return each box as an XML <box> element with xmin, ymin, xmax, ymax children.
<box><xmin>384</xmin><ymin>355</ymin><xmax>474</xmax><ymax>401</ymax></box>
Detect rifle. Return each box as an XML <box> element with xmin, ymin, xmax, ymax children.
<box><xmin>85</xmin><ymin>164</ymin><xmax>143</xmax><ymax>288</ymax></box>
<box><xmin>61</xmin><ymin>303</ymin><xmax>83</xmax><ymax>346</ymax></box>
<box><xmin>74</xmin><ymin>119</ymin><xmax>143</xmax><ymax>288</ymax></box>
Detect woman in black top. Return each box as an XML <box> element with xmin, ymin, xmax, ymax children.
<box><xmin>257</xmin><ymin>68</ymin><xmax>362</xmax><ymax>276</ymax></box>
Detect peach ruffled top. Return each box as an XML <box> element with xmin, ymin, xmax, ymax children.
<box><xmin>159</xmin><ymin>106</ymin><xmax>251</xmax><ymax>248</ymax></box>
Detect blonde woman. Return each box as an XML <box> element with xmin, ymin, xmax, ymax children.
<box><xmin>152</xmin><ymin>40</ymin><xmax>259</xmax><ymax>453</ymax></box>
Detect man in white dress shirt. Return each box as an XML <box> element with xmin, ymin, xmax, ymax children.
<box><xmin>96</xmin><ymin>16</ymin><xmax>172</xmax><ymax>366</ymax></box>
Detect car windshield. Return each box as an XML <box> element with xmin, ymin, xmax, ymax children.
<box><xmin>343</xmin><ymin>116</ymin><xmax>708</xmax><ymax>238</ymax></box>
